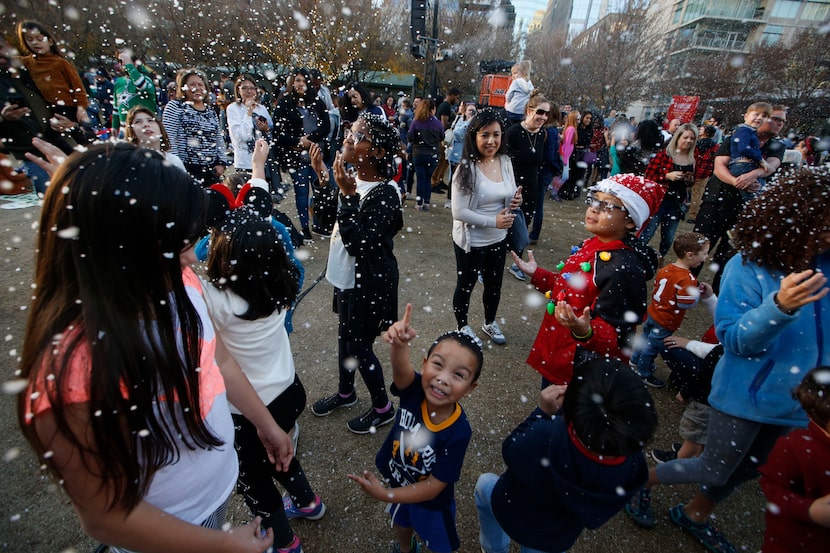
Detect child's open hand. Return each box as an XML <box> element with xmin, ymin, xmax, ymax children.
<box><xmin>555</xmin><ymin>302</ymin><xmax>591</xmax><ymax>337</ymax></box>
<box><xmin>511</xmin><ymin>250</ymin><xmax>537</xmax><ymax>277</ymax></box>
<box><xmin>347</xmin><ymin>470</ymin><xmax>390</xmax><ymax>502</ymax></box>
<box><xmin>383</xmin><ymin>303</ymin><xmax>417</xmax><ymax>346</ymax></box>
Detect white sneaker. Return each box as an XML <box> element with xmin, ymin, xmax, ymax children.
<box><xmin>508</xmin><ymin>264</ymin><xmax>526</xmax><ymax>281</ymax></box>
<box><xmin>481</xmin><ymin>321</ymin><xmax>506</xmax><ymax>345</ymax></box>
<box><xmin>459</xmin><ymin>325</ymin><xmax>476</xmax><ymax>338</ymax></box>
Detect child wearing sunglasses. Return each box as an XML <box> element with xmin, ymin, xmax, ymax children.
<box><xmin>512</xmin><ymin>173</ymin><xmax>664</xmax><ymax>386</ymax></box>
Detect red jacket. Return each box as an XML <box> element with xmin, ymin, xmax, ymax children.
<box><xmin>526</xmin><ymin>235</ymin><xmax>657</xmax><ymax>384</ymax></box>
<box><xmin>759</xmin><ymin>421</ymin><xmax>830</xmax><ymax>553</ymax></box>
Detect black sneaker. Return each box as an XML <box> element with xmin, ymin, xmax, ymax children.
<box><xmin>669</xmin><ymin>504</ymin><xmax>736</xmax><ymax>553</ymax></box>
<box><xmin>651</xmin><ymin>447</ymin><xmax>678</xmax><ymax>464</ymax></box>
<box><xmin>347</xmin><ymin>406</ymin><xmax>395</xmax><ymax>434</ymax></box>
<box><xmin>311</xmin><ymin>392</ymin><xmax>357</xmax><ymax>417</ymax></box>
<box><xmin>642</xmin><ymin>374</ymin><xmax>666</xmax><ymax>388</ymax></box>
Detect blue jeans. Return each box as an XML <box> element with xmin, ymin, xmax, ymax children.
<box><xmin>630</xmin><ymin>317</ymin><xmax>671</xmax><ymax>378</ymax></box>
<box><xmin>413</xmin><ymin>152</ymin><xmax>437</xmax><ymax>207</ymax></box>
<box><xmin>290</xmin><ymin>163</ymin><xmax>313</xmax><ymax>229</ymax></box>
<box><xmin>23</xmin><ymin>160</ymin><xmax>50</xmax><ymax>195</ymax></box>
<box><xmin>639</xmin><ymin>194</ymin><xmax>684</xmax><ymax>257</ymax></box>
<box><xmin>475</xmin><ymin>473</ymin><xmax>560</xmax><ymax>553</ymax></box>
<box><xmin>529</xmin><ymin>170</ymin><xmax>553</xmax><ymax>241</ymax></box>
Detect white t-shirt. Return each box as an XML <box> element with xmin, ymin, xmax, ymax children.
<box><xmin>200</xmin><ymin>280</ymin><xmax>295</xmax><ymax>414</ymax></box>
<box><xmin>226</xmin><ymin>102</ymin><xmax>273</xmax><ymax>171</ymax></box>
<box><xmin>325</xmin><ymin>178</ymin><xmax>384</xmax><ymax>291</ymax></box>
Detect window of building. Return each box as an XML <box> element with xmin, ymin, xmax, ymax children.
<box><xmin>683</xmin><ymin>0</ymin><xmax>707</xmax><ymax>22</ymax></box>
<box><xmin>674</xmin><ymin>3</ymin><xmax>683</xmax><ymax>24</ymax></box>
<box><xmin>770</xmin><ymin>0</ymin><xmax>802</xmax><ymax>18</ymax></box>
<box><xmin>761</xmin><ymin>24</ymin><xmax>784</xmax><ymax>45</ymax></box>
<box><xmin>803</xmin><ymin>0</ymin><xmax>830</xmax><ymax>21</ymax></box>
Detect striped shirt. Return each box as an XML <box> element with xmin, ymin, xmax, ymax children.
<box><xmin>162</xmin><ymin>100</ymin><xmax>228</xmax><ymax>166</ymax></box>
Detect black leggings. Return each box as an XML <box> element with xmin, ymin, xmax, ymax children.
<box><xmin>453</xmin><ymin>239</ymin><xmax>507</xmax><ymax>328</ymax></box>
<box><xmin>335</xmin><ymin>288</ymin><xmax>389</xmax><ymax>409</ymax></box>
<box><xmin>233</xmin><ymin>375</ymin><xmax>315</xmax><ymax>548</ymax></box>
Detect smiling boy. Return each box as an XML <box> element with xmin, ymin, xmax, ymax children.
<box><xmin>513</xmin><ymin>173</ymin><xmax>663</xmax><ymax>385</ymax></box>
<box><xmin>349</xmin><ymin>303</ymin><xmax>483</xmax><ymax>553</ymax></box>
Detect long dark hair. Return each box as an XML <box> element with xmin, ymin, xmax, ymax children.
<box><xmin>206</xmin><ymin>210</ymin><xmax>299</xmax><ymax>320</ymax></box>
<box><xmin>16</xmin><ymin>20</ymin><xmax>62</xmax><ymax>56</ymax></box>
<box><xmin>18</xmin><ymin>143</ymin><xmax>219</xmax><ymax>512</ymax></box>
<box><xmin>732</xmin><ymin>165</ymin><xmax>830</xmax><ymax>273</ymax></box>
<box><xmin>287</xmin><ymin>67</ymin><xmax>316</xmax><ymax>105</ymax></box>
<box><xmin>455</xmin><ymin>108</ymin><xmax>507</xmax><ymax>194</ymax></box>
<box><xmin>343</xmin><ymin>82</ymin><xmax>373</xmax><ymax>122</ymax></box>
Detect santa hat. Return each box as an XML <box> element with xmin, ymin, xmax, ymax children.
<box><xmin>589</xmin><ymin>174</ymin><xmax>664</xmax><ymax>231</ymax></box>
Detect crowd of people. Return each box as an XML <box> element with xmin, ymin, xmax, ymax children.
<box><xmin>4</xmin><ymin>22</ymin><xmax>830</xmax><ymax>553</ymax></box>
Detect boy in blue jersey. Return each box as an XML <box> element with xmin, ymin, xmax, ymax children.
<box><xmin>349</xmin><ymin>303</ymin><xmax>483</xmax><ymax>553</ymax></box>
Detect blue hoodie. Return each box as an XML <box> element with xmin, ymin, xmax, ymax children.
<box><xmin>709</xmin><ymin>251</ymin><xmax>829</xmax><ymax>427</ymax></box>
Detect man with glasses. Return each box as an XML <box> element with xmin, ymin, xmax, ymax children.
<box><xmin>693</xmin><ymin>105</ymin><xmax>787</xmax><ymax>291</ymax></box>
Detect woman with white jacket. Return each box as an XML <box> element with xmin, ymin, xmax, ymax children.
<box><xmin>451</xmin><ymin>109</ymin><xmax>522</xmax><ymax>345</ymax></box>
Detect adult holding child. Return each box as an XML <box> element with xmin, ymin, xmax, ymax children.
<box><xmin>626</xmin><ymin>165</ymin><xmax>830</xmax><ymax>553</ymax></box>
<box><xmin>451</xmin><ymin>109</ymin><xmax>522</xmax><ymax>345</ymax></box>
<box><xmin>504</xmin><ymin>92</ymin><xmax>551</xmax><ymax>281</ymax></box>
<box><xmin>693</xmin><ymin>106</ymin><xmax>786</xmax><ymax>291</ymax></box>
<box><xmin>162</xmin><ymin>68</ymin><xmax>229</xmax><ymax>186</ymax></box>
<box><xmin>309</xmin><ymin>112</ymin><xmax>404</xmax><ymax>435</ymax></box>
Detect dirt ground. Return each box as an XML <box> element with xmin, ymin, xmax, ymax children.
<box><xmin>0</xmin><ymin>191</ymin><xmax>766</xmax><ymax>552</ymax></box>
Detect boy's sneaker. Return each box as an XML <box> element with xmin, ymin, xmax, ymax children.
<box><xmin>390</xmin><ymin>537</ymin><xmax>422</xmax><ymax>553</ymax></box>
<box><xmin>276</xmin><ymin>534</ymin><xmax>304</xmax><ymax>553</ymax></box>
<box><xmin>669</xmin><ymin>504</ymin><xmax>736</xmax><ymax>553</ymax></box>
<box><xmin>642</xmin><ymin>374</ymin><xmax>666</xmax><ymax>388</ymax></box>
<box><xmin>482</xmin><ymin>321</ymin><xmax>506</xmax><ymax>345</ymax></box>
<box><xmin>625</xmin><ymin>487</ymin><xmax>657</xmax><ymax>529</ymax></box>
<box><xmin>311</xmin><ymin>392</ymin><xmax>357</xmax><ymax>417</ymax></box>
<box><xmin>282</xmin><ymin>494</ymin><xmax>327</xmax><ymax>521</ymax></box>
<box><xmin>347</xmin><ymin>405</ymin><xmax>396</xmax><ymax>434</ymax></box>
<box><xmin>651</xmin><ymin>442</ymin><xmax>681</xmax><ymax>464</ymax></box>
<box><xmin>508</xmin><ymin>263</ymin><xmax>526</xmax><ymax>281</ymax></box>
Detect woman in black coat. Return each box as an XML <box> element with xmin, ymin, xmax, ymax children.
<box><xmin>272</xmin><ymin>67</ymin><xmax>331</xmax><ymax>239</ymax></box>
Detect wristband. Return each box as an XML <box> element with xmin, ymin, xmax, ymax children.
<box><xmin>571</xmin><ymin>327</ymin><xmax>593</xmax><ymax>341</ymax></box>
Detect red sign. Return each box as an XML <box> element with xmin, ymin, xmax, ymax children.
<box><xmin>667</xmin><ymin>95</ymin><xmax>700</xmax><ymax>124</ymax></box>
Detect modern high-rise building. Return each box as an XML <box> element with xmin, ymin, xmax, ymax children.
<box><xmin>649</xmin><ymin>0</ymin><xmax>830</xmax><ymax>73</ymax></box>
<box><xmin>541</xmin><ymin>0</ymin><xmax>631</xmax><ymax>39</ymax></box>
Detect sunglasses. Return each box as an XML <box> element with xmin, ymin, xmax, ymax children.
<box><xmin>585</xmin><ymin>193</ymin><xmax>627</xmax><ymax>213</ymax></box>
<box><xmin>534</xmin><ymin>109</ymin><xmax>550</xmax><ymax>116</ymax></box>
<box><xmin>344</xmin><ymin>129</ymin><xmax>371</xmax><ymax>144</ymax></box>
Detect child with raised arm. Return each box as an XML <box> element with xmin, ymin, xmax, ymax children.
<box><xmin>759</xmin><ymin>366</ymin><xmax>830</xmax><ymax>553</ymax></box>
<box><xmin>630</xmin><ymin>231</ymin><xmax>712</xmax><ymax>388</ymax></box>
<box><xmin>511</xmin><ymin>173</ymin><xmax>663</xmax><ymax>386</ymax></box>
<box><xmin>349</xmin><ymin>304</ymin><xmax>483</xmax><ymax>553</ymax></box>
